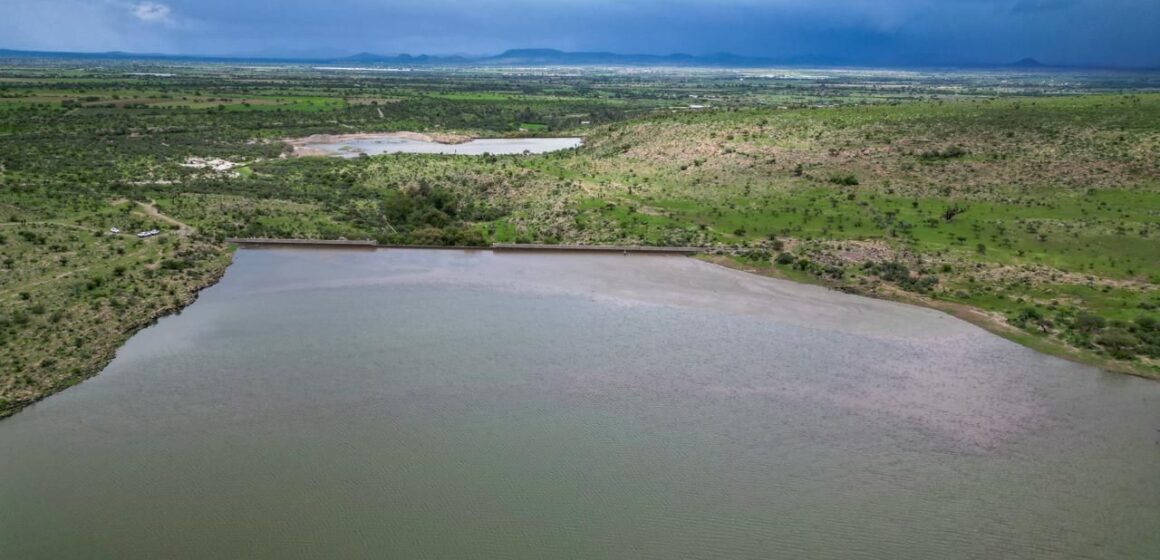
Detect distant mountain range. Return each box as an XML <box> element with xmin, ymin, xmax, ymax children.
<box><xmin>0</xmin><ymin>48</ymin><xmax>1151</xmax><ymax>71</ymax></box>
<box><xmin>1007</xmin><ymin>57</ymin><xmax>1049</xmax><ymax>69</ymax></box>
<box><xmin>337</xmin><ymin>49</ymin><xmax>827</xmax><ymax>67</ymax></box>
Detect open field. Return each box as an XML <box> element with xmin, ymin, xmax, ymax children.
<box><xmin>1</xmin><ymin>59</ymin><xmax>1158</xmax><ymax>415</ymax></box>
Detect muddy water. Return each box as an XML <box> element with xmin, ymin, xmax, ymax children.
<box><xmin>304</xmin><ymin>136</ymin><xmax>582</xmax><ymax>156</ymax></box>
<box><xmin>1</xmin><ymin>248</ymin><xmax>1157</xmax><ymax>559</ymax></box>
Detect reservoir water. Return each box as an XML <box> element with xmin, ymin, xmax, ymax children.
<box><xmin>1</xmin><ymin>248</ymin><xmax>1157</xmax><ymax>559</ymax></box>
<box><xmin>303</xmin><ymin>136</ymin><xmax>582</xmax><ymax>157</ymax></box>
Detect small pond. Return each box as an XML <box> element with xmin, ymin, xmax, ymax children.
<box><xmin>303</xmin><ymin>136</ymin><xmax>582</xmax><ymax>157</ymax></box>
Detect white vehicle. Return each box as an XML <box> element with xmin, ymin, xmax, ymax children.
<box><xmin>109</xmin><ymin>227</ymin><xmax>121</xmax><ymax>234</ymax></box>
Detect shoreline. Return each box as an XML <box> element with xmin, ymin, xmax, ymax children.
<box><xmin>283</xmin><ymin>131</ymin><xmax>584</xmax><ymax>157</ymax></box>
<box><xmin>5</xmin><ymin>242</ymin><xmax>1150</xmax><ymax>420</ymax></box>
<box><xmin>224</xmin><ymin>241</ymin><xmax>1156</xmax><ymax>379</ymax></box>
<box><xmin>696</xmin><ymin>254</ymin><xmax>1158</xmax><ymax>380</ymax></box>
<box><xmin>225</xmin><ymin>238</ymin><xmax>703</xmax><ymax>254</ymax></box>
<box><xmin>285</xmin><ymin>131</ymin><xmax>476</xmax><ymax>156</ymax></box>
<box><xmin>0</xmin><ymin>249</ymin><xmax>236</xmax><ymax>420</ymax></box>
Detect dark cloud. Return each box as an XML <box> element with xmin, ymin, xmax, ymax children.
<box><xmin>0</xmin><ymin>0</ymin><xmax>1157</xmax><ymax>67</ymax></box>
<box><xmin>1011</xmin><ymin>0</ymin><xmax>1076</xmax><ymax>15</ymax></box>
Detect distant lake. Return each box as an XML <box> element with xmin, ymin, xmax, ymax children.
<box><xmin>1</xmin><ymin>248</ymin><xmax>1157</xmax><ymax>559</ymax></box>
<box><xmin>304</xmin><ymin>135</ymin><xmax>582</xmax><ymax>157</ymax></box>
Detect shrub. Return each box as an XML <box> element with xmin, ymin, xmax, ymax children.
<box><xmin>1012</xmin><ymin>307</ymin><xmax>1045</xmax><ymax>330</ymax></box>
<box><xmin>873</xmin><ymin>261</ymin><xmax>911</xmax><ymax>284</ymax></box>
<box><xmin>1095</xmin><ymin>329</ymin><xmax>1138</xmax><ymax>359</ymax></box>
<box><xmin>409</xmin><ymin>226</ymin><xmax>446</xmax><ymax>245</ymax></box>
<box><xmin>942</xmin><ymin>205</ymin><xmax>966</xmax><ymax>222</ymax></box>
<box><xmin>1074</xmin><ymin>313</ymin><xmax>1106</xmax><ymax>333</ymax></box>
<box><xmin>1135</xmin><ymin>315</ymin><xmax>1158</xmax><ymax>332</ymax></box>
<box><xmin>828</xmin><ymin>174</ymin><xmax>859</xmax><ymax>186</ymax></box>
<box><xmin>739</xmin><ymin>249</ymin><xmax>771</xmax><ymax>264</ymax></box>
<box><xmin>919</xmin><ymin>145</ymin><xmax>969</xmax><ymax>160</ymax></box>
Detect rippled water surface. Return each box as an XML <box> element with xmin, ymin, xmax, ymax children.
<box><xmin>1</xmin><ymin>248</ymin><xmax>1158</xmax><ymax>559</ymax></box>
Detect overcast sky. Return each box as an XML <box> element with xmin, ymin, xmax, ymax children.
<box><xmin>2</xmin><ymin>0</ymin><xmax>1158</xmax><ymax>67</ymax></box>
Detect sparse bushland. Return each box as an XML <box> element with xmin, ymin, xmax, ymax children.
<box><xmin>530</xmin><ymin>94</ymin><xmax>1160</xmax><ymax>376</ymax></box>
<box><xmin>1</xmin><ymin>63</ymin><xmax>1158</xmax><ymax>416</ymax></box>
<box><xmin>0</xmin><ymin>192</ymin><xmax>232</xmax><ymax>417</ymax></box>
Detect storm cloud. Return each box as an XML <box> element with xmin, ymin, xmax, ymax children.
<box><xmin>1</xmin><ymin>0</ymin><xmax>1157</xmax><ymax>67</ymax></box>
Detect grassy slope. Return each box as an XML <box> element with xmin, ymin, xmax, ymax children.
<box><xmin>515</xmin><ymin>94</ymin><xmax>1159</xmax><ymax>375</ymax></box>
<box><xmin>0</xmin><ymin>194</ymin><xmax>232</xmax><ymax>417</ymax></box>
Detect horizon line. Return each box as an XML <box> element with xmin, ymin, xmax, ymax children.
<box><xmin>1</xmin><ymin>46</ymin><xmax>1157</xmax><ymax>72</ymax></box>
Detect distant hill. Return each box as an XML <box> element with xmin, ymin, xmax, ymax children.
<box><xmin>479</xmin><ymin>49</ymin><xmax>775</xmax><ymax>67</ymax></box>
<box><xmin>342</xmin><ymin>52</ymin><xmax>470</xmax><ymax>64</ymax></box>
<box><xmin>0</xmin><ymin>47</ymin><xmax>1153</xmax><ymax>71</ymax></box>
<box><xmin>467</xmin><ymin>49</ymin><xmax>858</xmax><ymax>67</ymax></box>
<box><xmin>329</xmin><ymin>49</ymin><xmax>799</xmax><ymax>67</ymax></box>
<box><xmin>1008</xmin><ymin>57</ymin><xmax>1050</xmax><ymax>69</ymax></box>
<box><xmin>0</xmin><ymin>47</ymin><xmax>853</xmax><ymax>68</ymax></box>
<box><xmin>0</xmin><ymin>48</ymin><xmax>294</xmax><ymax>64</ymax></box>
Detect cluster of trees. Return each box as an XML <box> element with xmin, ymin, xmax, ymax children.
<box><xmin>863</xmin><ymin>260</ymin><xmax>939</xmax><ymax>293</ymax></box>
<box><xmin>352</xmin><ymin>184</ymin><xmax>490</xmax><ymax>246</ymax></box>
<box><xmin>1014</xmin><ymin>307</ymin><xmax>1160</xmax><ymax>360</ymax></box>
